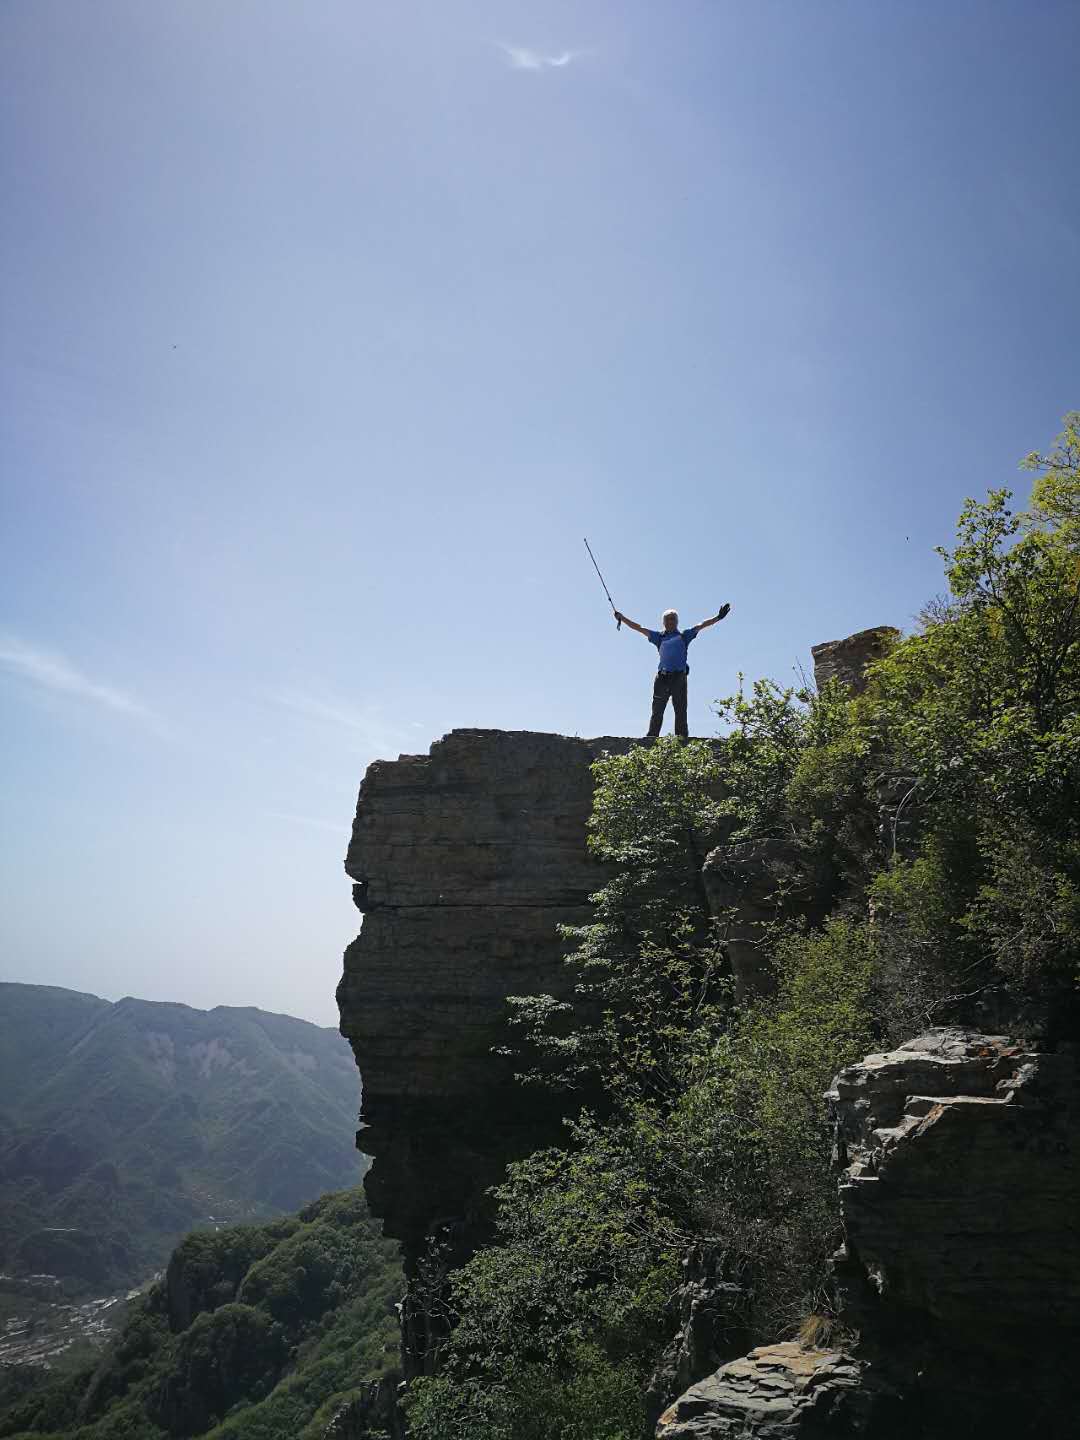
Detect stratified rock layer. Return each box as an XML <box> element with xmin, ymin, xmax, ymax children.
<box><xmin>828</xmin><ymin>1029</ymin><xmax>1080</xmax><ymax>1432</ymax></box>
<box><xmin>337</xmin><ymin>729</ymin><xmax>632</xmax><ymax>1249</ymax></box>
<box><xmin>811</xmin><ymin>626</ymin><xmax>898</xmax><ymax>694</ymax></box>
<box><xmin>656</xmin><ymin>1343</ymin><xmax>896</xmax><ymax>1438</ymax></box>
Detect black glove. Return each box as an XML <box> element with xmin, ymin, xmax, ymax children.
<box><xmin>717</xmin><ymin>603</ymin><xmax>731</xmax><ymax>620</ymax></box>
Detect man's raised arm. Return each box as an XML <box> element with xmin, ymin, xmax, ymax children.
<box><xmin>614</xmin><ymin>611</ymin><xmax>652</xmax><ymax>638</ymax></box>
<box><xmin>693</xmin><ymin>603</ymin><xmax>732</xmax><ymax>633</ymax></box>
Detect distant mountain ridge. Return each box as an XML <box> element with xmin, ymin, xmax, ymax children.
<box><xmin>0</xmin><ymin>983</ymin><xmax>363</xmax><ymax>1293</ymax></box>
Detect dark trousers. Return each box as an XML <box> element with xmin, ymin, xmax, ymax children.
<box><xmin>648</xmin><ymin>670</ymin><xmax>689</xmax><ymax>738</ymax></box>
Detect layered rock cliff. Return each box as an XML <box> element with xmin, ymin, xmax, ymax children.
<box><xmin>337</xmin><ymin>730</ymin><xmax>636</xmax><ymax>1262</ymax></box>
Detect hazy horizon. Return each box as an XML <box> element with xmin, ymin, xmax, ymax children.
<box><xmin>0</xmin><ymin>975</ymin><xmax>348</xmax><ymax>1030</ymax></box>
<box><xmin>3</xmin><ymin>1</ymin><xmax>1079</xmax><ymax>1024</ymax></box>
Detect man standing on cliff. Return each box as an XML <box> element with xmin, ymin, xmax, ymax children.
<box><xmin>613</xmin><ymin>604</ymin><xmax>731</xmax><ymax>739</ymax></box>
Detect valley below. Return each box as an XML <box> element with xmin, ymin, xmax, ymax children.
<box><xmin>0</xmin><ymin>1277</ymin><xmax>145</xmax><ymax>1371</ymax></box>
<box><xmin>0</xmin><ymin>982</ymin><xmax>367</xmax><ymax>1377</ymax></box>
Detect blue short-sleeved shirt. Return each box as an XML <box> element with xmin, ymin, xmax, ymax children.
<box><xmin>648</xmin><ymin>626</ymin><xmax>699</xmax><ymax>674</ymax></box>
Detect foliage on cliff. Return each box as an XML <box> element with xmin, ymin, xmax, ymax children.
<box><xmin>0</xmin><ymin>1190</ymin><xmax>402</xmax><ymax>1440</ymax></box>
<box><xmin>503</xmin><ymin>738</ymin><xmax>727</xmax><ymax>1099</ymax></box>
<box><xmin>406</xmin><ymin>415</ymin><xmax>1080</xmax><ymax>1440</ymax></box>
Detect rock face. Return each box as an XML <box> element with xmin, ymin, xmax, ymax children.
<box><xmin>828</xmin><ymin>1029</ymin><xmax>1080</xmax><ymax>1434</ymax></box>
<box><xmin>658</xmin><ymin>1029</ymin><xmax>1080</xmax><ymax>1437</ymax></box>
<box><xmin>644</xmin><ymin>1249</ymin><xmax>749</xmax><ymax>1431</ymax></box>
<box><xmin>811</xmin><ymin>626</ymin><xmax>898</xmax><ymax>694</ymax></box>
<box><xmin>337</xmin><ymin>730</ymin><xmax>633</xmax><ymax>1262</ymax></box>
<box><xmin>322</xmin><ymin>1379</ymin><xmax>399</xmax><ymax>1439</ymax></box>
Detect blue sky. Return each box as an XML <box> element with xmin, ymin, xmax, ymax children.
<box><xmin>2</xmin><ymin>0</ymin><xmax>1078</xmax><ymax>1024</ymax></box>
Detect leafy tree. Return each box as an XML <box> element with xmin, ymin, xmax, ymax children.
<box><xmin>504</xmin><ymin>737</ymin><xmax>729</xmax><ymax>1100</ymax></box>
<box><xmin>867</xmin><ymin>415</ymin><xmax>1080</xmax><ymax>1021</ymax></box>
<box><xmin>1023</xmin><ymin>410</ymin><xmax>1080</xmax><ymax>546</ymax></box>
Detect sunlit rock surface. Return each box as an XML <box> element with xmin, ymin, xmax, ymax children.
<box><xmin>656</xmin><ymin>1342</ymin><xmax>896</xmax><ymax>1438</ymax></box>
<box><xmin>810</xmin><ymin>625</ymin><xmax>899</xmax><ymax>694</ymax></box>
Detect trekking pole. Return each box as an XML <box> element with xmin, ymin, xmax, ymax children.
<box><xmin>583</xmin><ymin>537</ymin><xmax>621</xmax><ymax>629</ymax></box>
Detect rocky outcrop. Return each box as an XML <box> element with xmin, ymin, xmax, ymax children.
<box><xmin>337</xmin><ymin>731</ymin><xmax>635</xmax><ymax>1262</ymax></box>
<box><xmin>658</xmin><ymin>1029</ymin><xmax>1080</xmax><ymax>1437</ymax></box>
<box><xmin>645</xmin><ymin>1249</ymin><xmax>749</xmax><ymax>1431</ymax></box>
<box><xmin>334</xmin><ymin>640</ymin><xmax>895</xmax><ymax>1389</ymax></box>
<box><xmin>811</xmin><ymin>626</ymin><xmax>898</xmax><ymax>695</ymax></box>
<box><xmin>828</xmin><ymin>1029</ymin><xmax>1080</xmax><ymax>1433</ymax></box>
<box><xmin>656</xmin><ymin>1343</ymin><xmax>899</xmax><ymax>1438</ymax></box>
<box><xmin>322</xmin><ymin>1378</ymin><xmax>400</xmax><ymax>1439</ymax></box>
<box><xmin>337</xmin><ymin>636</ymin><xmax>899</xmax><ymax>1252</ymax></box>
<box><xmin>330</xmin><ymin>634</ymin><xmax>1080</xmax><ymax>1437</ymax></box>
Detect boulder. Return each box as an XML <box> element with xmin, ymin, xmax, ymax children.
<box><xmin>656</xmin><ymin>1342</ymin><xmax>898</xmax><ymax>1437</ymax></box>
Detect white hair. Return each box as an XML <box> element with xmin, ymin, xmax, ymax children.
<box><xmin>662</xmin><ymin>609</ymin><xmax>678</xmax><ymax>625</ymax></box>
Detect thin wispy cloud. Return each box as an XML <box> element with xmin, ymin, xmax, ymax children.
<box><xmin>0</xmin><ymin>634</ymin><xmax>155</xmax><ymax>723</ymax></box>
<box><xmin>265</xmin><ymin>810</ymin><xmax>346</xmax><ymax>837</ymax></box>
<box><xmin>270</xmin><ymin>688</ymin><xmax>378</xmax><ymax>734</ymax></box>
<box><xmin>497</xmin><ymin>43</ymin><xmax>580</xmax><ymax>71</ymax></box>
<box><xmin>268</xmin><ymin>687</ymin><xmax>415</xmax><ymax>759</ymax></box>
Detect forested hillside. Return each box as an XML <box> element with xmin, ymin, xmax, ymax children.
<box><xmin>0</xmin><ymin>1189</ymin><xmax>402</xmax><ymax>1440</ymax></box>
<box><xmin>0</xmin><ymin>985</ymin><xmax>364</xmax><ymax>1293</ymax></box>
